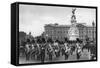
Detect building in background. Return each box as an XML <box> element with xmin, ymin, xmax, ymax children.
<box><xmin>44</xmin><ymin>23</ymin><xmax>70</xmax><ymax>41</ymax></box>
<box><xmin>44</xmin><ymin>9</ymin><xmax>96</xmax><ymax>41</ymax></box>
<box><xmin>44</xmin><ymin>23</ymin><xmax>96</xmax><ymax>41</ymax></box>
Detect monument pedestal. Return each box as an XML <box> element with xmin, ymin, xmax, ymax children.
<box><xmin>68</xmin><ymin>24</ymin><xmax>79</xmax><ymax>41</ymax></box>
<box><xmin>68</xmin><ymin>8</ymin><xmax>79</xmax><ymax>41</ymax></box>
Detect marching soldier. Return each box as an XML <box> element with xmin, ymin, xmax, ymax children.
<box><xmin>25</xmin><ymin>41</ymin><xmax>31</xmax><ymax>61</ymax></box>
<box><xmin>54</xmin><ymin>41</ymin><xmax>60</xmax><ymax>57</ymax></box>
<box><xmin>36</xmin><ymin>38</ymin><xmax>41</xmax><ymax>60</ymax></box>
<box><xmin>40</xmin><ymin>43</ymin><xmax>45</xmax><ymax>63</ymax></box>
<box><xmin>64</xmin><ymin>42</ymin><xmax>70</xmax><ymax>60</ymax></box>
<box><xmin>47</xmin><ymin>43</ymin><xmax>53</xmax><ymax>61</ymax></box>
<box><xmin>30</xmin><ymin>39</ymin><xmax>37</xmax><ymax>60</ymax></box>
<box><xmin>76</xmin><ymin>43</ymin><xmax>82</xmax><ymax>60</ymax></box>
<box><xmin>46</xmin><ymin>38</ymin><xmax>54</xmax><ymax>61</ymax></box>
<box><xmin>40</xmin><ymin>38</ymin><xmax>46</xmax><ymax>63</ymax></box>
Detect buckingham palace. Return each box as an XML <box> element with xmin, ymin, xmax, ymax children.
<box><xmin>43</xmin><ymin>9</ymin><xmax>96</xmax><ymax>41</ymax></box>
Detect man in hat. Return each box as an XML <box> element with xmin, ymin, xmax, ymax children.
<box><xmin>53</xmin><ymin>40</ymin><xmax>60</xmax><ymax>57</ymax></box>
<box><xmin>64</xmin><ymin>42</ymin><xmax>70</xmax><ymax>60</ymax></box>
<box><xmin>76</xmin><ymin>42</ymin><xmax>82</xmax><ymax>60</ymax></box>
<box><xmin>40</xmin><ymin>38</ymin><xmax>46</xmax><ymax>63</ymax></box>
<box><xmin>25</xmin><ymin>41</ymin><xmax>32</xmax><ymax>61</ymax></box>
<box><xmin>36</xmin><ymin>38</ymin><xmax>41</xmax><ymax>60</ymax></box>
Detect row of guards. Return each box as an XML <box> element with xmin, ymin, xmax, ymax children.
<box><xmin>19</xmin><ymin>36</ymin><xmax>96</xmax><ymax>63</ymax></box>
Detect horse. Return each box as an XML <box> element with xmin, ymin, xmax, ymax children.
<box><xmin>87</xmin><ymin>43</ymin><xmax>96</xmax><ymax>60</ymax></box>
<box><xmin>82</xmin><ymin>41</ymin><xmax>91</xmax><ymax>52</ymax></box>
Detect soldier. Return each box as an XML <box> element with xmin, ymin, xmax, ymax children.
<box><xmin>40</xmin><ymin>43</ymin><xmax>45</xmax><ymax>63</ymax></box>
<box><xmin>47</xmin><ymin>43</ymin><xmax>53</xmax><ymax>61</ymax></box>
<box><xmin>40</xmin><ymin>38</ymin><xmax>46</xmax><ymax>63</ymax></box>
<box><xmin>76</xmin><ymin>43</ymin><xmax>82</xmax><ymax>60</ymax></box>
<box><xmin>36</xmin><ymin>38</ymin><xmax>41</xmax><ymax>60</ymax></box>
<box><xmin>25</xmin><ymin>42</ymin><xmax>31</xmax><ymax>61</ymax></box>
<box><xmin>64</xmin><ymin>42</ymin><xmax>70</xmax><ymax>60</ymax></box>
<box><xmin>70</xmin><ymin>43</ymin><xmax>76</xmax><ymax>55</ymax></box>
<box><xmin>30</xmin><ymin>39</ymin><xmax>36</xmax><ymax>60</ymax></box>
<box><xmin>60</xmin><ymin>42</ymin><xmax>65</xmax><ymax>56</ymax></box>
<box><xmin>54</xmin><ymin>41</ymin><xmax>60</xmax><ymax>57</ymax></box>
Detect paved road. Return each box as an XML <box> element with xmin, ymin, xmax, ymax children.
<box><xmin>19</xmin><ymin>49</ymin><xmax>91</xmax><ymax>64</ymax></box>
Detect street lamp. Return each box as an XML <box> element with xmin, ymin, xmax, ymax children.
<box><xmin>45</xmin><ymin>34</ymin><xmax>48</xmax><ymax>43</ymax></box>
<box><xmin>92</xmin><ymin>21</ymin><xmax>95</xmax><ymax>42</ymax></box>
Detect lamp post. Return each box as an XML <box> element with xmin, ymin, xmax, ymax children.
<box><xmin>45</xmin><ymin>34</ymin><xmax>48</xmax><ymax>43</ymax></box>
<box><xmin>92</xmin><ymin>21</ymin><xmax>95</xmax><ymax>43</ymax></box>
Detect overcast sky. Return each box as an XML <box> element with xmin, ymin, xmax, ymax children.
<box><xmin>19</xmin><ymin>4</ymin><xmax>96</xmax><ymax>37</ymax></box>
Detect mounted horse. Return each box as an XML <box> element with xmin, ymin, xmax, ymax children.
<box><xmin>82</xmin><ymin>41</ymin><xmax>96</xmax><ymax>60</ymax></box>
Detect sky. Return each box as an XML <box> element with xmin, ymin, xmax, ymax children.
<box><xmin>19</xmin><ymin>4</ymin><xmax>96</xmax><ymax>37</ymax></box>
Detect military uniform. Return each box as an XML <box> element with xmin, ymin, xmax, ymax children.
<box><xmin>76</xmin><ymin>45</ymin><xmax>82</xmax><ymax>60</ymax></box>
<box><xmin>64</xmin><ymin>43</ymin><xmax>70</xmax><ymax>60</ymax></box>
<box><xmin>40</xmin><ymin>44</ymin><xmax>45</xmax><ymax>63</ymax></box>
<box><xmin>47</xmin><ymin>44</ymin><xmax>53</xmax><ymax>61</ymax></box>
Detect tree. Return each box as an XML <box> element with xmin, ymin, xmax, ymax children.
<box><xmin>19</xmin><ymin>31</ymin><xmax>26</xmax><ymax>40</ymax></box>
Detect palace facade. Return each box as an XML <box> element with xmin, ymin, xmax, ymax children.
<box><xmin>44</xmin><ymin>23</ymin><xmax>96</xmax><ymax>41</ymax></box>
<box><xmin>43</xmin><ymin>8</ymin><xmax>96</xmax><ymax>41</ymax></box>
